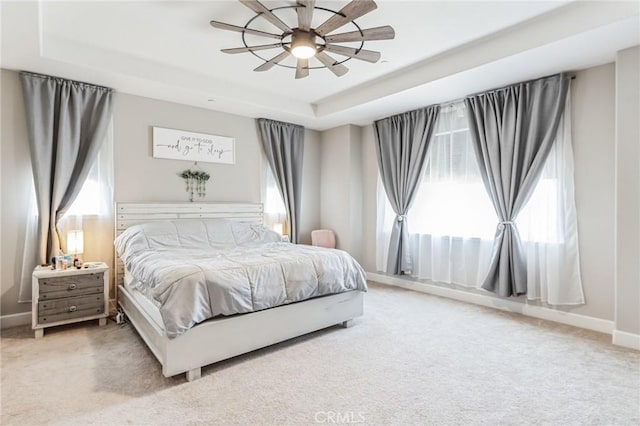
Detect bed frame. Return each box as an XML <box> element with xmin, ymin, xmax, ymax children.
<box><xmin>115</xmin><ymin>202</ymin><xmax>364</xmax><ymax>381</ymax></box>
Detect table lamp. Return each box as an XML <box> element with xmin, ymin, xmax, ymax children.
<box><xmin>67</xmin><ymin>229</ymin><xmax>84</xmax><ymax>268</ymax></box>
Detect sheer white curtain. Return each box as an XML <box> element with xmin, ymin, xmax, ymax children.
<box><xmin>264</xmin><ymin>165</ymin><xmax>287</xmax><ymax>236</ymax></box>
<box><xmin>376</xmin><ymin>93</ymin><xmax>584</xmax><ymax>304</ymax></box>
<box><xmin>18</xmin><ymin>180</ymin><xmax>39</xmax><ymax>303</ymax></box>
<box><xmin>518</xmin><ymin>91</ymin><xmax>584</xmax><ymax>304</ymax></box>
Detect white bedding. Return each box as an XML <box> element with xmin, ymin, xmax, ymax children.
<box><xmin>115</xmin><ymin>220</ymin><xmax>367</xmax><ymax>338</ymax></box>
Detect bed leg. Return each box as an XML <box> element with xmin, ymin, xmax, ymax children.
<box><xmin>186</xmin><ymin>368</ymin><xmax>201</xmax><ymax>382</ymax></box>
<box><xmin>340</xmin><ymin>319</ymin><xmax>353</xmax><ymax>328</ymax></box>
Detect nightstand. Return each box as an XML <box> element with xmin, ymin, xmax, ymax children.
<box><xmin>32</xmin><ymin>263</ymin><xmax>109</xmax><ymax>339</ymax></box>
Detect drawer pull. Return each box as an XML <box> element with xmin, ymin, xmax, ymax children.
<box><xmin>69</xmin><ymin>306</ymin><xmax>77</xmax><ymax>312</ymax></box>
<box><xmin>68</xmin><ymin>284</ymin><xmax>77</xmax><ymax>290</ymax></box>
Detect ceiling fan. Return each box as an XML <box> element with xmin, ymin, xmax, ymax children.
<box><xmin>210</xmin><ymin>0</ymin><xmax>395</xmax><ymax>79</ymax></box>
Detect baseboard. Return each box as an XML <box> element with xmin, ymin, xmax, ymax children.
<box><xmin>612</xmin><ymin>330</ymin><xmax>640</xmax><ymax>350</ymax></box>
<box><xmin>0</xmin><ymin>311</ymin><xmax>31</xmax><ymax>329</ymax></box>
<box><xmin>367</xmin><ymin>272</ymin><xmax>614</xmax><ymax>335</ymax></box>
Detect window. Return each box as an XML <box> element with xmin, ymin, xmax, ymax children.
<box><xmin>65</xmin><ymin>179</ymin><xmax>106</xmax><ymax>216</ymax></box>
<box><xmin>264</xmin><ymin>165</ymin><xmax>287</xmax><ymax>235</ymax></box>
<box><xmin>264</xmin><ymin>166</ymin><xmax>286</xmax><ymax>216</ymax></box>
<box><xmin>376</xmin><ymin>94</ymin><xmax>583</xmax><ymax>304</ymax></box>
<box><xmin>63</xmin><ymin>122</ymin><xmax>114</xmax><ymax>219</ymax></box>
<box><xmin>406</xmin><ymin>104</ymin><xmax>496</xmax><ymax>240</ymax></box>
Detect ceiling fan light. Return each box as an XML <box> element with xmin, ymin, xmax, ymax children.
<box><xmin>291</xmin><ymin>44</ymin><xmax>316</xmax><ymax>59</ymax></box>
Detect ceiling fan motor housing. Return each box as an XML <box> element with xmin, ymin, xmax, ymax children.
<box><xmin>290</xmin><ymin>29</ymin><xmax>319</xmax><ymax>59</ymax></box>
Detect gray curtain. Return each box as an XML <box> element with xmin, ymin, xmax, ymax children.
<box><xmin>256</xmin><ymin>118</ymin><xmax>305</xmax><ymax>244</ymax></box>
<box><xmin>373</xmin><ymin>106</ymin><xmax>440</xmax><ymax>275</ymax></box>
<box><xmin>20</xmin><ymin>72</ymin><xmax>114</xmax><ymax>264</ymax></box>
<box><xmin>465</xmin><ymin>73</ymin><xmax>570</xmax><ymax>297</ymax></box>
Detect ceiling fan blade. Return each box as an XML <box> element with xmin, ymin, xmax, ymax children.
<box><xmin>222</xmin><ymin>43</ymin><xmax>283</xmax><ymax>54</ymax></box>
<box><xmin>296</xmin><ymin>0</ymin><xmax>315</xmax><ymax>32</ymax></box>
<box><xmin>323</xmin><ymin>44</ymin><xmax>381</xmax><ymax>63</ymax></box>
<box><xmin>210</xmin><ymin>20</ymin><xmax>282</xmax><ymax>40</ymax></box>
<box><xmin>315</xmin><ymin>52</ymin><xmax>349</xmax><ymax>77</ymax></box>
<box><xmin>315</xmin><ymin>0</ymin><xmax>377</xmax><ymax>36</ymax></box>
<box><xmin>295</xmin><ymin>58</ymin><xmax>309</xmax><ymax>79</ymax></box>
<box><xmin>240</xmin><ymin>0</ymin><xmax>292</xmax><ymax>33</ymax></box>
<box><xmin>325</xmin><ymin>25</ymin><xmax>395</xmax><ymax>43</ymax></box>
<box><xmin>254</xmin><ymin>51</ymin><xmax>291</xmax><ymax>72</ymax></box>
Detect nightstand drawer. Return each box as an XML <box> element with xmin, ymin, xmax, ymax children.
<box><xmin>39</xmin><ymin>273</ymin><xmax>104</xmax><ymax>300</ymax></box>
<box><xmin>38</xmin><ymin>294</ymin><xmax>105</xmax><ymax>324</ymax></box>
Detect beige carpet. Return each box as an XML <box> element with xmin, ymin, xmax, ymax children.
<box><xmin>1</xmin><ymin>283</ymin><xmax>639</xmax><ymax>425</ymax></box>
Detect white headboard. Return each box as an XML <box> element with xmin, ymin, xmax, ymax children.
<box><xmin>114</xmin><ymin>202</ymin><xmax>263</xmax><ymax>288</ymax></box>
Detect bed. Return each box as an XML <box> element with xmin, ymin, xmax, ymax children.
<box><xmin>114</xmin><ymin>202</ymin><xmax>367</xmax><ymax>381</ymax></box>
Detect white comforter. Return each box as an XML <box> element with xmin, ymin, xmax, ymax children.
<box><xmin>115</xmin><ymin>220</ymin><xmax>367</xmax><ymax>338</ymax></box>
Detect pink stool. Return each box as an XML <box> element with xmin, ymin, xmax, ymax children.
<box><xmin>311</xmin><ymin>230</ymin><xmax>336</xmax><ymax>248</ymax></box>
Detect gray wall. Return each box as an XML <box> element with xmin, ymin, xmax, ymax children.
<box><xmin>1</xmin><ymin>60</ymin><xmax>632</xmax><ymax>329</ymax></box>
<box><xmin>570</xmin><ymin>63</ymin><xmax>617</xmax><ymax>321</ymax></box>
<box><xmin>320</xmin><ymin>125</ymin><xmax>363</xmax><ymax>260</ymax></box>
<box><xmin>114</xmin><ymin>94</ymin><xmax>261</xmax><ymax>203</ymax></box>
<box><xmin>0</xmin><ymin>73</ymin><xmax>321</xmax><ymax>318</ymax></box>
<box><xmin>1</xmin><ymin>69</ymin><xmax>32</xmax><ymax>316</ymax></box>
<box><xmin>361</xmin><ymin>125</ymin><xmax>378</xmax><ymax>272</ymax></box>
<box><xmin>352</xmin><ymin>63</ymin><xmax>618</xmax><ymax>321</ymax></box>
<box><xmin>614</xmin><ymin>46</ymin><xmax>640</xmax><ymax>335</ymax></box>
<box><xmin>113</xmin><ymin>93</ymin><xmax>321</xmax><ymax>244</ymax></box>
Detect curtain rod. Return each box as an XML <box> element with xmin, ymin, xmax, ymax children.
<box><xmin>20</xmin><ymin>71</ymin><xmax>114</xmax><ymax>92</ymax></box>
<box><xmin>430</xmin><ymin>74</ymin><xmax>577</xmax><ymax>111</ymax></box>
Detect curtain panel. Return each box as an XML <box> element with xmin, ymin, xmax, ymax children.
<box><xmin>19</xmin><ymin>72</ymin><xmax>114</xmax><ymax>266</ymax></box>
<box><xmin>373</xmin><ymin>105</ymin><xmax>440</xmax><ymax>275</ymax></box>
<box><xmin>376</xmin><ymin>94</ymin><xmax>584</xmax><ymax>305</ymax></box>
<box><xmin>465</xmin><ymin>73</ymin><xmax>570</xmax><ymax>297</ymax></box>
<box><xmin>256</xmin><ymin>118</ymin><xmax>305</xmax><ymax>244</ymax></box>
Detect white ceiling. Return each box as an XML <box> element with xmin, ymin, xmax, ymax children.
<box><xmin>1</xmin><ymin>1</ymin><xmax>639</xmax><ymax>130</ymax></box>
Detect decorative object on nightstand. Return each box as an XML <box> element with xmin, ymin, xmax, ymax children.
<box><xmin>67</xmin><ymin>229</ymin><xmax>84</xmax><ymax>268</ymax></box>
<box><xmin>32</xmin><ymin>262</ymin><xmax>109</xmax><ymax>339</ymax></box>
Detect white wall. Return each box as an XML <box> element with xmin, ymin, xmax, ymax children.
<box><xmin>614</xmin><ymin>46</ymin><xmax>640</xmax><ymax>337</ymax></box>
<box><xmin>352</xmin><ymin>63</ymin><xmax>618</xmax><ymax>322</ymax></box>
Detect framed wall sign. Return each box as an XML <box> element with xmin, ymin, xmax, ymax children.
<box><xmin>152</xmin><ymin>127</ymin><xmax>235</xmax><ymax>164</ymax></box>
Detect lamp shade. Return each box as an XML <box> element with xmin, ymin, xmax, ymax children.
<box><xmin>273</xmin><ymin>223</ymin><xmax>284</xmax><ymax>235</ymax></box>
<box><xmin>67</xmin><ymin>230</ymin><xmax>84</xmax><ymax>255</ymax></box>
